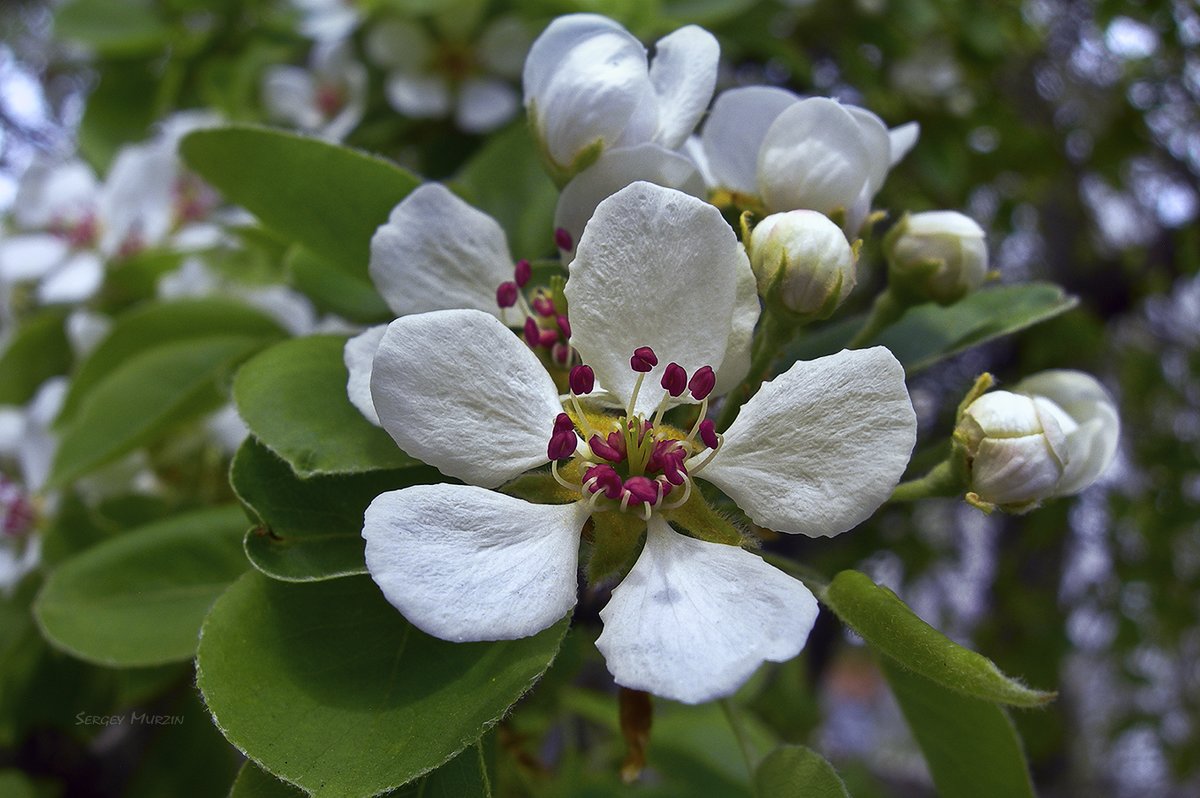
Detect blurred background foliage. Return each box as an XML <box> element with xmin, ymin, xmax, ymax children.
<box><xmin>0</xmin><ymin>0</ymin><xmax>1196</xmax><ymax>795</ymax></box>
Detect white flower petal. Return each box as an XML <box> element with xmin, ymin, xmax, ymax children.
<box><xmin>456</xmin><ymin>78</ymin><xmax>520</xmax><ymax>134</ymax></box>
<box><xmin>99</xmin><ymin>141</ymin><xmax>178</xmax><ymax>253</ymax></box>
<box><xmin>36</xmin><ymin>252</ymin><xmax>104</xmax><ymax>305</ymax></box>
<box><xmin>523</xmin><ymin>15</ymin><xmax>656</xmax><ymax>170</ymax></box>
<box><xmin>713</xmin><ymin>248</ymin><xmax>760</xmax><ymax>396</ymax></box>
<box><xmin>12</xmin><ymin>158</ymin><xmax>98</xmax><ymax>230</ymax></box>
<box><xmin>889</xmin><ymin>121</ymin><xmax>920</xmax><ymax>166</ymax></box>
<box><xmin>65</xmin><ymin>309</ymin><xmax>111</xmax><ymax>359</ymax></box>
<box><xmin>843</xmin><ymin>105</ymin><xmax>892</xmax><ymax>198</ymax></box>
<box><xmin>384</xmin><ymin>72</ymin><xmax>452</xmax><ymax>118</ymax></box>
<box><xmin>565</xmin><ymin>182</ymin><xmax>745</xmax><ymax>415</ymax></box>
<box><xmin>0</xmin><ymin>235</ymin><xmax>68</xmax><ymax>282</ymax></box>
<box><xmin>701</xmin><ymin>86</ymin><xmax>798</xmax><ymax>196</ymax></box>
<box><xmin>344</xmin><ymin>324</ymin><xmax>388</xmax><ymax>427</ymax></box>
<box><xmin>364</xmin><ymin>484</ymin><xmax>587</xmax><ymax>641</ymax></box>
<box><xmin>554</xmin><ymin>143</ymin><xmax>705</xmax><ymax>255</ymax></box>
<box><xmin>1015</xmin><ymin>370</ymin><xmax>1120</xmax><ymax>495</ymax></box>
<box><xmin>704</xmin><ymin>347</ymin><xmax>916</xmax><ymax>537</ymax></box>
<box><xmin>758</xmin><ymin>97</ymin><xmax>870</xmax><ymax>216</ymax></box>
<box><xmin>369</xmin><ymin>183</ymin><xmax>514</xmax><ymax>317</ymax></box>
<box><xmin>370</xmin><ymin>309</ymin><xmax>564</xmax><ymax>488</ymax></box>
<box><xmin>596</xmin><ymin>516</ymin><xmax>818</xmax><ymax>704</ymax></box>
<box><xmin>647</xmin><ymin>25</ymin><xmax>719</xmax><ymax>150</ymax></box>
<box><xmin>262</xmin><ymin>66</ymin><xmax>322</xmax><ymax>129</ymax></box>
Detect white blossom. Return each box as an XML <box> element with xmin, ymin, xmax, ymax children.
<box><xmin>523</xmin><ymin>14</ymin><xmax>718</xmax><ymax>181</ymax></box>
<box><xmin>360</xmin><ymin>183</ymin><xmax>916</xmax><ymax>703</ymax></box>
<box><xmin>886</xmin><ymin>210</ymin><xmax>988</xmax><ymax>304</ymax></box>
<box><xmin>262</xmin><ymin>40</ymin><xmax>367</xmax><ymax>142</ymax></box>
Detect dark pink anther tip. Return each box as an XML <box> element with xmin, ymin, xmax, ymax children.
<box><xmin>623</xmin><ymin>476</ymin><xmax>659</xmax><ymax>504</ymax></box>
<box><xmin>553</xmin><ymin>413</ymin><xmax>574</xmax><ymax>434</ymax></box>
<box><xmin>514</xmin><ymin>259</ymin><xmax>531</xmax><ymax>287</ymax></box>
<box><xmin>532</xmin><ymin>296</ymin><xmax>556</xmax><ymax>317</ymax></box>
<box><xmin>551</xmin><ymin>342</ymin><xmax>571</xmax><ymax>365</ymax></box>
<box><xmin>554</xmin><ymin>227</ymin><xmax>573</xmax><ymax>251</ymax></box>
<box><xmin>496</xmin><ymin>281</ymin><xmax>518</xmax><ymax>308</ymax></box>
<box><xmin>585</xmin><ymin>464</ymin><xmax>624</xmax><ymax>499</ymax></box>
<box><xmin>556</xmin><ymin>315</ymin><xmax>571</xmax><ymax>338</ymax></box>
<box><xmin>547</xmin><ymin>414</ymin><xmax>577</xmax><ymax>460</ymax></box>
<box><xmin>630</xmin><ymin>346</ymin><xmax>658</xmax><ymax>373</ymax></box>
<box><xmin>660</xmin><ymin>362</ymin><xmax>687</xmax><ymax>397</ymax></box>
<box><xmin>689</xmin><ymin>365</ymin><xmax>716</xmax><ymax>400</ymax></box>
<box><xmin>699</xmin><ymin>419</ymin><xmax>719</xmax><ymax>450</ymax></box>
<box><xmin>569</xmin><ymin>365</ymin><xmax>595</xmax><ymax>395</ymax></box>
<box><xmin>524</xmin><ymin>317</ymin><xmax>541</xmax><ymax>347</ymax></box>
<box><xmin>538</xmin><ymin>329</ymin><xmax>559</xmax><ymax>348</ymax></box>
<box><xmin>589</xmin><ymin>433</ymin><xmax>622</xmax><ymax>463</ymax></box>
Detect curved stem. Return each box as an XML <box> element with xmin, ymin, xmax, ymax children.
<box><xmin>890</xmin><ymin>459</ymin><xmax>965</xmax><ymax>502</ymax></box>
<box><xmin>847</xmin><ymin>287</ymin><xmax>908</xmax><ymax>349</ymax></box>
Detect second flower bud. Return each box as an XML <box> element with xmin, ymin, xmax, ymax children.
<box><xmin>747</xmin><ymin>210</ymin><xmax>857</xmax><ymax>320</ymax></box>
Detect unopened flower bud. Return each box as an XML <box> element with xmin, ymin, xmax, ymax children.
<box><xmin>955</xmin><ymin>390</ymin><xmax>1069</xmax><ymax>511</ymax></box>
<box><xmin>748</xmin><ymin>210</ymin><xmax>857</xmax><ymax>319</ymax></box>
<box><xmin>886</xmin><ymin>211</ymin><xmax>987</xmax><ymax>305</ymax></box>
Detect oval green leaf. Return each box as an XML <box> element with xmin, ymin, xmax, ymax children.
<box><xmin>0</xmin><ymin>308</ymin><xmax>71</xmax><ymax>405</ymax></box>
<box><xmin>286</xmin><ymin>245</ymin><xmax>390</xmax><ymax>324</ymax></box>
<box><xmin>230</xmin><ymin>741</ymin><xmax>491</xmax><ymax>798</ymax></box>
<box><xmin>179</xmin><ymin>126</ymin><xmax>419</xmax><ymax>280</ymax></box>
<box><xmin>232</xmin><ymin>437</ymin><xmax>438</xmax><ymax>582</ymax></box>
<box><xmin>198</xmin><ymin>572</ymin><xmax>566</xmax><ymax>798</ymax></box>
<box><xmin>233</xmin><ymin>334</ymin><xmax>417</xmax><ymax>477</ymax></box>
<box><xmin>880</xmin><ymin>658</ymin><xmax>1036</xmax><ymax>798</ymax></box>
<box><xmin>753</xmin><ymin>745</ymin><xmax>850</xmax><ymax>798</ymax></box>
<box><xmin>33</xmin><ymin>506</ymin><xmax>249</xmax><ymax>667</ymax></box>
<box><xmin>789</xmin><ymin>282</ymin><xmax>1078</xmax><ymax>374</ymax></box>
<box><xmin>57</xmin><ymin>297</ymin><xmax>287</xmax><ymax>427</ymax></box>
<box><xmin>49</xmin><ymin>334</ymin><xmax>267</xmax><ymax>487</ymax></box>
<box><xmin>820</xmin><ymin>570</ymin><xmax>1054</xmax><ymax>707</ymax></box>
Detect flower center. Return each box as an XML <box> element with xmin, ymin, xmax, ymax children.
<box><xmin>316</xmin><ymin>81</ymin><xmax>347</xmax><ymax>118</ymax></box>
<box><xmin>53</xmin><ymin>213</ymin><xmax>98</xmax><ymax>249</ymax></box>
<box><xmin>0</xmin><ymin>474</ymin><xmax>35</xmax><ymax>538</ymax></box>
<box><xmin>545</xmin><ymin>350</ymin><xmax>721</xmax><ymax>519</ymax></box>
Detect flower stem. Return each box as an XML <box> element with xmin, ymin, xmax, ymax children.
<box><xmin>890</xmin><ymin>459</ymin><xmax>965</xmax><ymax>502</ymax></box>
<box><xmin>719</xmin><ymin>698</ymin><xmax>758</xmax><ymax>788</ymax></box>
<box><xmin>847</xmin><ymin>287</ymin><xmax>908</xmax><ymax>349</ymax></box>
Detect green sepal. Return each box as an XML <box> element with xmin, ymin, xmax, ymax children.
<box><xmin>664</xmin><ymin>487</ymin><xmax>745</xmax><ymax>546</ymax></box>
<box><xmin>586</xmin><ymin>511</ymin><xmax>645</xmax><ymax>584</ymax></box>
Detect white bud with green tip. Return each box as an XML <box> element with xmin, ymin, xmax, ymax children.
<box><xmin>886</xmin><ymin>210</ymin><xmax>988</xmax><ymax>305</ymax></box>
<box><xmin>747</xmin><ymin>210</ymin><xmax>857</xmax><ymax>319</ymax></box>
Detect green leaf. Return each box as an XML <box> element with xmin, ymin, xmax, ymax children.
<box><xmin>33</xmin><ymin>506</ymin><xmax>249</xmax><ymax>667</ymax></box>
<box><xmin>753</xmin><ymin>745</ymin><xmax>850</xmax><ymax>798</ymax></box>
<box><xmin>197</xmin><ymin>572</ymin><xmax>566</xmax><ymax>798</ymax></box>
<box><xmin>78</xmin><ymin>59</ymin><xmax>162</xmax><ymax>171</ymax></box>
<box><xmin>819</xmin><ymin>570</ymin><xmax>1054</xmax><ymax>707</ymax></box>
<box><xmin>125</xmin><ymin>687</ymin><xmax>244</xmax><ymax>798</ymax></box>
<box><xmin>58</xmin><ymin>298</ymin><xmax>287</xmax><ymax>428</ymax></box>
<box><xmin>233</xmin><ymin>437</ymin><xmax>438</xmax><ymax>582</ymax></box>
<box><xmin>880</xmin><ymin>658</ymin><xmax>1036</xmax><ymax>798</ymax></box>
<box><xmin>179</xmin><ymin>126</ymin><xmax>420</xmax><ymax>280</ymax></box>
<box><xmin>0</xmin><ymin>308</ymin><xmax>71</xmax><ymax>405</ymax></box>
<box><xmin>286</xmin><ymin>245</ymin><xmax>391</xmax><ymax>324</ymax></box>
<box><xmin>229</xmin><ymin>741</ymin><xmax>492</xmax><ymax>798</ymax></box>
<box><xmin>55</xmin><ymin>0</ymin><xmax>170</xmax><ymax>57</ymax></box>
<box><xmin>454</xmin><ymin>124</ymin><xmax>558</xmax><ymax>260</ymax></box>
<box><xmin>0</xmin><ymin>770</ymin><xmax>37</xmax><ymax>798</ymax></box>
<box><xmin>790</xmin><ymin>282</ymin><xmax>1078</xmax><ymax>373</ymax></box>
<box><xmin>233</xmin><ymin>335</ymin><xmax>417</xmax><ymax>477</ymax></box>
<box><xmin>49</xmin><ymin>335</ymin><xmax>267</xmax><ymax>487</ymax></box>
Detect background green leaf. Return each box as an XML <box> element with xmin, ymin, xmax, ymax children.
<box><xmin>454</xmin><ymin>124</ymin><xmax>558</xmax><ymax>261</ymax></box>
<box><xmin>789</xmin><ymin>282</ymin><xmax>1078</xmax><ymax>373</ymax></box>
<box><xmin>232</xmin><ymin>437</ymin><xmax>438</xmax><ymax>582</ymax></box>
<box><xmin>881</xmin><ymin>658</ymin><xmax>1036</xmax><ymax>798</ymax></box>
<box><xmin>233</xmin><ymin>334</ymin><xmax>417</xmax><ymax>477</ymax></box>
<box><xmin>285</xmin><ymin>245</ymin><xmax>391</xmax><ymax>324</ymax></box>
<box><xmin>197</xmin><ymin>573</ymin><xmax>566</xmax><ymax>798</ymax></box>
<box><xmin>179</xmin><ymin>126</ymin><xmax>420</xmax><ymax>281</ymax></box>
<box><xmin>49</xmin><ymin>335</ymin><xmax>266</xmax><ymax>486</ymax></box>
<box><xmin>57</xmin><ymin>297</ymin><xmax>286</xmax><ymax>428</ymax></box>
<box><xmin>54</xmin><ymin>0</ymin><xmax>170</xmax><ymax>57</ymax></box>
<box><xmin>0</xmin><ymin>308</ymin><xmax>71</xmax><ymax>405</ymax></box>
<box><xmin>753</xmin><ymin>745</ymin><xmax>851</xmax><ymax>798</ymax></box>
<box><xmin>819</xmin><ymin>570</ymin><xmax>1054</xmax><ymax>707</ymax></box>
<box><xmin>33</xmin><ymin>506</ymin><xmax>248</xmax><ymax>667</ymax></box>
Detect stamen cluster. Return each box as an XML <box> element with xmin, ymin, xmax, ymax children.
<box><xmin>495</xmin><ymin>255</ymin><xmax>573</xmax><ymax>365</ymax></box>
<box><xmin>546</xmin><ymin>348</ymin><xmax>722</xmax><ymax>519</ymax></box>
